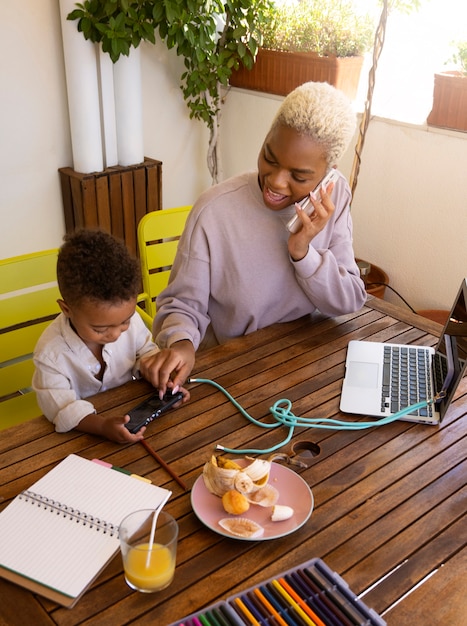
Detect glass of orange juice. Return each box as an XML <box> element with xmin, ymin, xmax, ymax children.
<box><xmin>119</xmin><ymin>509</ymin><xmax>178</xmax><ymax>593</ymax></box>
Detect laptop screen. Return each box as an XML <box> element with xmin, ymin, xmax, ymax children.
<box><xmin>435</xmin><ymin>278</ymin><xmax>467</xmax><ymax>419</ymax></box>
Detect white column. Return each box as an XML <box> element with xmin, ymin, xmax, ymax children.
<box><xmin>113</xmin><ymin>47</ymin><xmax>144</xmax><ymax>167</ymax></box>
<box><xmin>58</xmin><ymin>0</ymin><xmax>103</xmax><ymax>173</ymax></box>
<box><xmin>98</xmin><ymin>48</ymin><xmax>118</xmax><ymax>168</ymax></box>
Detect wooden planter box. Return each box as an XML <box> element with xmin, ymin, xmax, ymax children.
<box><xmin>59</xmin><ymin>158</ymin><xmax>162</xmax><ymax>258</ymax></box>
<box><xmin>427</xmin><ymin>71</ymin><xmax>467</xmax><ymax>132</ymax></box>
<box><xmin>229</xmin><ymin>48</ymin><xmax>364</xmax><ymax>99</ymax></box>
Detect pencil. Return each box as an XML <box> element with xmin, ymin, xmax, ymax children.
<box><xmin>279</xmin><ymin>577</ymin><xmax>327</xmax><ymax>626</ymax></box>
<box><xmin>265</xmin><ymin>583</ymin><xmax>303</xmax><ymax>626</ymax></box>
<box><xmin>288</xmin><ymin>572</ymin><xmax>346</xmax><ymax>626</ymax></box>
<box><xmin>139</xmin><ymin>439</ymin><xmax>188</xmax><ymax>490</ymax></box>
<box><xmin>272</xmin><ymin>579</ymin><xmax>317</xmax><ymax>626</ymax></box>
<box><xmin>253</xmin><ymin>587</ymin><xmax>289</xmax><ymax>626</ymax></box>
<box><xmin>198</xmin><ymin>614</ymin><xmax>213</xmax><ymax>626</ymax></box>
<box><xmin>233</xmin><ymin>596</ymin><xmax>261</xmax><ymax>626</ymax></box>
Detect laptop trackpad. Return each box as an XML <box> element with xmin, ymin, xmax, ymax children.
<box><xmin>346</xmin><ymin>362</ymin><xmax>379</xmax><ymax>388</ymax></box>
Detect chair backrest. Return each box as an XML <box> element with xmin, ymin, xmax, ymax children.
<box><xmin>137</xmin><ymin>206</ymin><xmax>192</xmax><ymax>319</ymax></box>
<box><xmin>0</xmin><ymin>249</ymin><xmax>61</xmax><ymax>429</ymax></box>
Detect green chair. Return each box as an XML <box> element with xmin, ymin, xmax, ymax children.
<box><xmin>0</xmin><ymin>249</ymin><xmax>61</xmax><ymax>429</ymax></box>
<box><xmin>137</xmin><ymin>206</ymin><xmax>192</xmax><ymax>322</ymax></box>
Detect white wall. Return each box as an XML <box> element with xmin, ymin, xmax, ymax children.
<box><xmin>0</xmin><ymin>1</ymin><xmax>70</xmax><ymax>255</ymax></box>
<box><xmin>0</xmin><ymin>0</ymin><xmax>211</xmax><ymax>258</ymax></box>
<box><xmin>1</xmin><ymin>0</ymin><xmax>466</xmax><ymax>314</ymax></box>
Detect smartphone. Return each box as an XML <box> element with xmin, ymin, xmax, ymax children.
<box><xmin>286</xmin><ymin>169</ymin><xmax>339</xmax><ymax>233</ymax></box>
<box><xmin>124</xmin><ymin>390</ymin><xmax>184</xmax><ymax>434</ymax></box>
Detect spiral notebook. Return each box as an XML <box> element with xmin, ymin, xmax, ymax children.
<box><xmin>0</xmin><ymin>454</ymin><xmax>170</xmax><ymax>608</ymax></box>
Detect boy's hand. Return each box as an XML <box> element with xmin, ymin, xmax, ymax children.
<box><xmin>76</xmin><ymin>413</ymin><xmax>146</xmax><ymax>444</ymax></box>
<box><xmin>139</xmin><ymin>340</ymin><xmax>195</xmax><ymax>397</ymax></box>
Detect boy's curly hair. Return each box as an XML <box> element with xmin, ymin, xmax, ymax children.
<box><xmin>271</xmin><ymin>81</ymin><xmax>356</xmax><ymax>167</ymax></box>
<box><xmin>57</xmin><ymin>229</ymin><xmax>140</xmax><ymax>306</ymax></box>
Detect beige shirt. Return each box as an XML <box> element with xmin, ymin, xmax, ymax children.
<box><xmin>32</xmin><ymin>313</ymin><xmax>158</xmax><ymax>432</ymax></box>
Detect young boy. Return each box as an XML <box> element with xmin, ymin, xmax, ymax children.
<box><xmin>32</xmin><ymin>229</ymin><xmax>189</xmax><ymax>444</ymax></box>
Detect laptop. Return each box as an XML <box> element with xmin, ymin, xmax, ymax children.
<box><xmin>340</xmin><ymin>278</ymin><xmax>467</xmax><ymax>424</ymax></box>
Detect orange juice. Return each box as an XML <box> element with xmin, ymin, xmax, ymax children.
<box><xmin>124</xmin><ymin>542</ymin><xmax>175</xmax><ymax>591</ymax></box>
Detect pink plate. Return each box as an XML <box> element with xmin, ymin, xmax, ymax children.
<box><xmin>190</xmin><ymin>462</ymin><xmax>314</xmax><ymax>541</ymax></box>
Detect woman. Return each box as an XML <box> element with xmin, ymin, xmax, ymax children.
<box><xmin>142</xmin><ymin>81</ymin><xmax>366</xmax><ymax>394</ymax></box>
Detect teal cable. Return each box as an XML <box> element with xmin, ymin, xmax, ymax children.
<box><xmin>188</xmin><ymin>377</ymin><xmax>432</xmax><ymax>455</ymax></box>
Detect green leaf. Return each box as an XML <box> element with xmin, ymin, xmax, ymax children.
<box><xmin>67</xmin><ymin>9</ymin><xmax>84</xmax><ymax>21</ymax></box>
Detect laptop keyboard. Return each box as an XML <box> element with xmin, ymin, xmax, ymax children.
<box><xmin>381</xmin><ymin>346</ymin><xmax>434</xmax><ymax>417</ymax></box>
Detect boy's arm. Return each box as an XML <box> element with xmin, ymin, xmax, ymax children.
<box><xmin>33</xmin><ymin>363</ymin><xmax>147</xmax><ymax>443</ymax></box>
<box><xmin>75</xmin><ymin>412</ymin><xmax>147</xmax><ymax>444</ymax></box>
<box><xmin>32</xmin><ymin>355</ymin><xmax>97</xmax><ymax>433</ymax></box>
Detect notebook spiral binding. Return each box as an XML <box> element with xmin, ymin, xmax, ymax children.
<box><xmin>19</xmin><ymin>490</ymin><xmax>118</xmax><ymax>536</ymax></box>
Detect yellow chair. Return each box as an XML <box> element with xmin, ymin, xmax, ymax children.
<box><xmin>137</xmin><ymin>206</ymin><xmax>192</xmax><ymax>321</ymax></box>
<box><xmin>0</xmin><ymin>249</ymin><xmax>61</xmax><ymax>429</ymax></box>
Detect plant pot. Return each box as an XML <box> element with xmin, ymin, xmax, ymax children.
<box><xmin>58</xmin><ymin>158</ymin><xmax>162</xmax><ymax>259</ymax></box>
<box><xmin>427</xmin><ymin>71</ymin><xmax>467</xmax><ymax>132</ymax></box>
<box><xmin>356</xmin><ymin>258</ymin><xmax>389</xmax><ymax>299</ymax></box>
<box><xmin>229</xmin><ymin>48</ymin><xmax>364</xmax><ymax>99</ymax></box>
<box><xmin>417</xmin><ymin>309</ymin><xmax>449</xmax><ymax>325</ymax></box>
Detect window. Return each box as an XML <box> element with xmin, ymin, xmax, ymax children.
<box><xmin>355</xmin><ymin>0</ymin><xmax>466</xmax><ymax>124</ymax></box>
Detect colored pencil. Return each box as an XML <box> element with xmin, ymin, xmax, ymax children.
<box><xmin>211</xmin><ymin>607</ymin><xmax>233</xmax><ymax>626</ymax></box>
<box><xmin>139</xmin><ymin>438</ymin><xmax>188</xmax><ymax>490</ymax></box>
<box><xmin>272</xmin><ymin>579</ymin><xmax>317</xmax><ymax>626</ymax></box>
<box><xmin>219</xmin><ymin>604</ymin><xmax>241</xmax><ymax>626</ymax></box>
<box><xmin>234</xmin><ymin>596</ymin><xmax>261</xmax><ymax>626</ymax></box>
<box><xmin>253</xmin><ymin>587</ymin><xmax>289</xmax><ymax>626</ymax></box>
<box><xmin>246</xmin><ymin>592</ymin><xmax>271</xmax><ymax>622</ymax></box>
<box><xmin>205</xmin><ymin>609</ymin><xmax>225</xmax><ymax>626</ymax></box>
<box><xmin>295</xmin><ymin>570</ymin><xmax>352</xmax><ymax>626</ymax></box>
<box><xmin>265</xmin><ymin>583</ymin><xmax>304</xmax><ymax>626</ymax></box>
<box><xmin>242</xmin><ymin>594</ymin><xmax>268</xmax><ymax>625</ymax></box>
<box><xmin>305</xmin><ymin>566</ymin><xmax>364</xmax><ymax>624</ymax></box>
<box><xmin>287</xmin><ymin>572</ymin><xmax>345</xmax><ymax>626</ymax></box>
<box><xmin>278</xmin><ymin>577</ymin><xmax>328</xmax><ymax>626</ymax></box>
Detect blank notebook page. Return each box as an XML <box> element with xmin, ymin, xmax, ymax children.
<box><xmin>0</xmin><ymin>454</ymin><xmax>169</xmax><ymax>599</ymax></box>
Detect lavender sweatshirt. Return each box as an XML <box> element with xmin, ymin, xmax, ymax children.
<box><xmin>154</xmin><ymin>171</ymin><xmax>366</xmax><ymax>350</ymax></box>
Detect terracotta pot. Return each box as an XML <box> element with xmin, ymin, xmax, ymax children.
<box><xmin>417</xmin><ymin>310</ymin><xmax>449</xmax><ymax>325</ymax></box>
<box><xmin>427</xmin><ymin>71</ymin><xmax>467</xmax><ymax>133</ymax></box>
<box><xmin>229</xmin><ymin>48</ymin><xmax>364</xmax><ymax>99</ymax></box>
<box><xmin>356</xmin><ymin>258</ymin><xmax>389</xmax><ymax>299</ymax></box>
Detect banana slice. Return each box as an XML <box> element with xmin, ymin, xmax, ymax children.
<box><xmin>271</xmin><ymin>505</ymin><xmax>294</xmax><ymax>521</ymax></box>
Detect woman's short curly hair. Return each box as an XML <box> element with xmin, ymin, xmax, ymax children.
<box><xmin>57</xmin><ymin>229</ymin><xmax>140</xmax><ymax>306</ymax></box>
<box><xmin>271</xmin><ymin>81</ymin><xmax>356</xmax><ymax>167</ymax></box>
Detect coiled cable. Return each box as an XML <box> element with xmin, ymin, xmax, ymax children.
<box><xmin>188</xmin><ymin>377</ymin><xmax>430</xmax><ymax>455</ymax></box>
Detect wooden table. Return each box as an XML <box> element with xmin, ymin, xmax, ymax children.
<box><xmin>1</xmin><ymin>298</ymin><xmax>466</xmax><ymax>626</ymax></box>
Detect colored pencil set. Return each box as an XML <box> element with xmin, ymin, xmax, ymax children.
<box><xmin>170</xmin><ymin>558</ymin><xmax>386</xmax><ymax>626</ymax></box>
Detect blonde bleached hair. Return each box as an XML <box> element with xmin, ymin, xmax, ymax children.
<box><xmin>271</xmin><ymin>81</ymin><xmax>356</xmax><ymax>167</ymax></box>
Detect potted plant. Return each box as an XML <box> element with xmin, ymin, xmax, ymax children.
<box><xmin>427</xmin><ymin>39</ymin><xmax>467</xmax><ymax>132</ymax></box>
<box><xmin>67</xmin><ymin>0</ymin><xmax>274</xmax><ymax>183</ymax></box>
<box><xmin>229</xmin><ymin>0</ymin><xmax>375</xmax><ymax>99</ymax></box>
